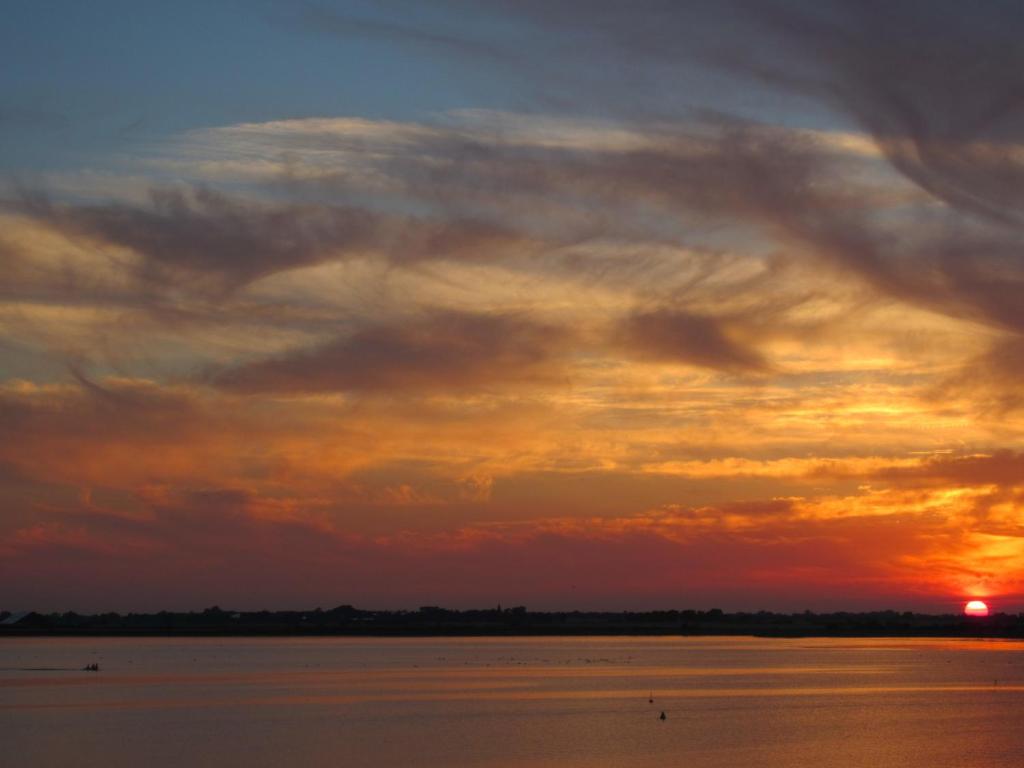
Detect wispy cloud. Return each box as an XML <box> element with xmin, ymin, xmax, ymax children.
<box><xmin>4</xmin><ymin>0</ymin><xmax>1024</xmax><ymax>609</ymax></box>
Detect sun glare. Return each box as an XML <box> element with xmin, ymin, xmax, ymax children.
<box><xmin>964</xmin><ymin>600</ymin><xmax>990</xmax><ymax>617</ymax></box>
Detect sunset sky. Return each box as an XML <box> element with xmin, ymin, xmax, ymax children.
<box><xmin>3</xmin><ymin>0</ymin><xmax>1024</xmax><ymax>613</ymax></box>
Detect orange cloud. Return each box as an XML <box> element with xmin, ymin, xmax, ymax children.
<box><xmin>5</xmin><ymin>1</ymin><xmax>1024</xmax><ymax>612</ymax></box>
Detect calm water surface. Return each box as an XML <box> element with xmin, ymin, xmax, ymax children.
<box><xmin>3</xmin><ymin>636</ymin><xmax>1024</xmax><ymax>767</ymax></box>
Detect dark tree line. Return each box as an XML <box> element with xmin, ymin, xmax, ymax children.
<box><xmin>2</xmin><ymin>605</ymin><xmax>1022</xmax><ymax>637</ymax></box>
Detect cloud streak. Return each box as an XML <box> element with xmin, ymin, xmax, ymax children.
<box><xmin>216</xmin><ymin>310</ymin><xmax>572</xmax><ymax>394</ymax></box>
<box><xmin>618</xmin><ymin>309</ymin><xmax>770</xmax><ymax>374</ymax></box>
<box><xmin>4</xmin><ymin>1</ymin><xmax>1024</xmax><ymax>611</ymax></box>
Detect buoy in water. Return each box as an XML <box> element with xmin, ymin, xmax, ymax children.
<box><xmin>659</xmin><ymin>711</ymin><xmax>666</xmax><ymax>721</ymax></box>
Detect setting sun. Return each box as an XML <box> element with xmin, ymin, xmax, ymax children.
<box><xmin>964</xmin><ymin>600</ymin><xmax>990</xmax><ymax>617</ymax></box>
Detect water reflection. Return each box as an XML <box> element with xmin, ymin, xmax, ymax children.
<box><xmin>2</xmin><ymin>636</ymin><xmax>1024</xmax><ymax>767</ymax></box>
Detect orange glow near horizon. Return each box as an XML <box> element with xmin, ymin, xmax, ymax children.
<box><xmin>964</xmin><ymin>600</ymin><xmax>990</xmax><ymax>617</ymax></box>
<box><xmin>6</xmin><ymin>5</ymin><xmax>1024</xmax><ymax>613</ymax></box>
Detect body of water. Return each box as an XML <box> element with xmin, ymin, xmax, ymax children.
<box><xmin>3</xmin><ymin>635</ymin><xmax>1024</xmax><ymax>767</ymax></box>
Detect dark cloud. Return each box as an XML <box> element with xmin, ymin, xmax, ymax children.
<box><xmin>875</xmin><ymin>450</ymin><xmax>1024</xmax><ymax>488</ymax></box>
<box><xmin>216</xmin><ymin>310</ymin><xmax>571</xmax><ymax>394</ymax></box>
<box><xmin>618</xmin><ymin>308</ymin><xmax>770</xmax><ymax>374</ymax></box>
<box><xmin>423</xmin><ymin>0</ymin><xmax>1024</xmax><ymax>412</ymax></box>
<box><xmin>11</xmin><ymin>187</ymin><xmax>535</xmax><ymax>296</ymax></box>
<box><xmin>14</xmin><ymin>1</ymin><xmax>1023</xmax><ymax>339</ymax></box>
<box><xmin>0</xmin><ymin>373</ymin><xmax>201</xmax><ymax>447</ymax></box>
<box><xmin>464</xmin><ymin>0</ymin><xmax>1024</xmax><ymax>227</ymax></box>
<box><xmin>356</xmin><ymin>1</ymin><xmax>1024</xmax><ymax>350</ymax></box>
<box><xmin>327</xmin><ymin>116</ymin><xmax>900</xmax><ymax>292</ymax></box>
<box><xmin>721</xmin><ymin>1</ymin><xmax>1024</xmax><ymax>353</ymax></box>
<box><xmin>935</xmin><ymin>336</ymin><xmax>1024</xmax><ymax>416</ymax></box>
<box><xmin>739</xmin><ymin>0</ymin><xmax>1024</xmax><ymax>228</ymax></box>
<box><xmin>12</xmin><ymin>187</ymin><xmax>374</xmax><ymax>292</ymax></box>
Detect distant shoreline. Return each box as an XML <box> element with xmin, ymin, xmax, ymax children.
<box><xmin>2</xmin><ymin>629</ymin><xmax>1024</xmax><ymax>639</ymax></box>
<box><xmin>3</xmin><ymin>606</ymin><xmax>1022</xmax><ymax>639</ymax></box>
